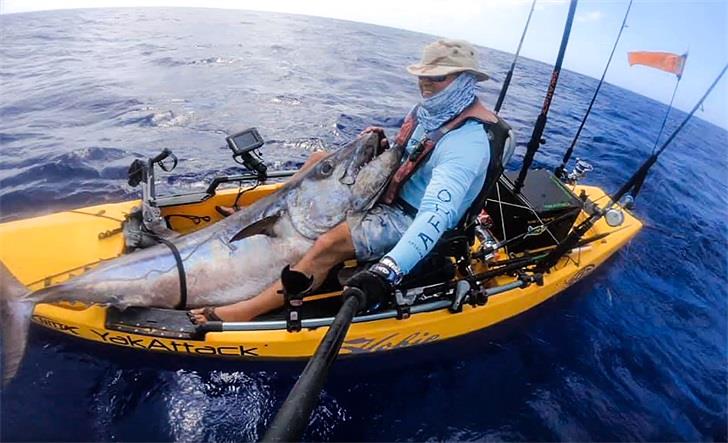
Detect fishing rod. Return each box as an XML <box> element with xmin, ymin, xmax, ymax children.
<box><xmin>513</xmin><ymin>0</ymin><xmax>578</xmax><ymax>194</ymax></box>
<box><xmin>472</xmin><ymin>206</ymin><xmax>582</xmax><ymax>259</ymax></box>
<box><xmin>554</xmin><ymin>0</ymin><xmax>634</xmax><ymax>180</ymax></box>
<box><xmin>413</xmin><ymin>229</ymin><xmax>616</xmax><ymax>303</ymax></box>
<box><xmin>538</xmin><ymin>62</ymin><xmax>728</xmax><ymax>272</ymax></box>
<box><xmin>494</xmin><ymin>0</ymin><xmax>537</xmax><ymax>114</ymax></box>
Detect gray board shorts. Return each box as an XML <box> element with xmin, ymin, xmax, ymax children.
<box><xmin>348</xmin><ymin>202</ymin><xmax>414</xmax><ymax>263</ymax></box>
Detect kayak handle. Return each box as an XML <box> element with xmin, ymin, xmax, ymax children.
<box><xmin>151</xmin><ymin>148</ymin><xmax>177</xmax><ymax>172</ymax></box>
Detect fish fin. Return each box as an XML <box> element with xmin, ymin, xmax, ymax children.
<box><xmin>229</xmin><ymin>214</ymin><xmax>280</xmax><ymax>243</ymax></box>
<box><xmin>0</xmin><ymin>261</ymin><xmax>32</xmax><ymax>385</ymax></box>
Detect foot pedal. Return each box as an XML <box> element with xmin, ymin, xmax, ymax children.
<box><xmin>280</xmin><ymin>265</ymin><xmax>314</xmax><ymax>332</ymax></box>
<box><xmin>106</xmin><ymin>306</ymin><xmax>202</xmax><ymax>339</ymax></box>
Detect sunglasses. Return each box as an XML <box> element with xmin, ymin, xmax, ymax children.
<box><xmin>419</xmin><ymin>74</ymin><xmax>450</xmax><ymax>82</ymax></box>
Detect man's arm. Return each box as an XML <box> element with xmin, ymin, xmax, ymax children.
<box><xmin>386</xmin><ymin>126</ymin><xmax>490</xmax><ymax>275</ymax></box>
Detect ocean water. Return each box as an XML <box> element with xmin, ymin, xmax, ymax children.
<box><xmin>1</xmin><ymin>8</ymin><xmax>726</xmax><ymax>442</ymax></box>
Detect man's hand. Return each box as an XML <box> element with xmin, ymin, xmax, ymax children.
<box><xmin>344</xmin><ymin>257</ymin><xmax>403</xmax><ymax>311</ymax></box>
<box><xmin>361</xmin><ymin>126</ymin><xmax>390</xmax><ymax>152</ymax></box>
<box><xmin>344</xmin><ymin>270</ymin><xmax>391</xmax><ymax>310</ymax></box>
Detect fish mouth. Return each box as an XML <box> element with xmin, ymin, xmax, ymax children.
<box><xmin>339</xmin><ymin>131</ymin><xmax>385</xmax><ymax>185</ymax></box>
<box><xmin>347</xmin><ymin>134</ymin><xmax>404</xmax><ymax>212</ymax></box>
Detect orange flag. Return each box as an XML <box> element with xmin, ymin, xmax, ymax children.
<box><xmin>627</xmin><ymin>51</ymin><xmax>687</xmax><ymax>78</ymax></box>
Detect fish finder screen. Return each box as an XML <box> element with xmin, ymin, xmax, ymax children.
<box><xmin>228</xmin><ymin>128</ymin><xmax>264</xmax><ymax>154</ymax></box>
<box><xmin>234</xmin><ymin>132</ymin><xmax>258</xmax><ymax>149</ymax></box>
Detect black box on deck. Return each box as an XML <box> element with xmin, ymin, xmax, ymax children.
<box><xmin>484</xmin><ymin>169</ymin><xmax>583</xmax><ymax>253</ymax></box>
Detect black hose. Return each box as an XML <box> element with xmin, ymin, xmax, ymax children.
<box><xmin>262</xmin><ymin>289</ymin><xmax>363</xmax><ymax>442</ymax></box>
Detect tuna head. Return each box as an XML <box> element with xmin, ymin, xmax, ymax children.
<box><xmin>287</xmin><ymin>131</ymin><xmax>403</xmax><ymax>239</ymax></box>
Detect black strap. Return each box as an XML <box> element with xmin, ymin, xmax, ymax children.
<box><xmin>394</xmin><ymin>197</ymin><xmax>418</xmax><ymax>217</ymax></box>
<box><xmin>149</xmin><ymin>235</ymin><xmax>188</xmax><ymax>309</ymax></box>
<box><xmin>458</xmin><ymin>119</ymin><xmax>506</xmax><ymax>228</ymax></box>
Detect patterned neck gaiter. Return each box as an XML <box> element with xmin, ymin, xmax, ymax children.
<box><xmin>416</xmin><ymin>72</ymin><xmax>477</xmax><ymax>133</ymax></box>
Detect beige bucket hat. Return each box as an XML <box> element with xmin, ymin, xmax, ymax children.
<box><xmin>407</xmin><ymin>39</ymin><xmax>489</xmax><ymax>82</ymax></box>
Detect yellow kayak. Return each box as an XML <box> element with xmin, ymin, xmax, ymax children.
<box><xmin>0</xmin><ymin>177</ymin><xmax>641</xmax><ymax>360</ymax></box>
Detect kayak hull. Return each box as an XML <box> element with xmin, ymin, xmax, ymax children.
<box><xmin>1</xmin><ymin>183</ymin><xmax>642</xmax><ymax>360</ymax></box>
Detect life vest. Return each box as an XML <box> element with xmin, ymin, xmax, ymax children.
<box><xmin>381</xmin><ymin>99</ymin><xmax>502</xmax><ymax>205</ymax></box>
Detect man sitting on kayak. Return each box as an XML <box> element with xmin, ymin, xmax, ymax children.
<box><xmin>190</xmin><ymin>38</ymin><xmax>498</xmax><ymax>323</ymax></box>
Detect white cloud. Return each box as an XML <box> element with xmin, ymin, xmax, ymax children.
<box><xmin>576</xmin><ymin>10</ymin><xmax>603</xmax><ymax>23</ymax></box>
<box><xmin>534</xmin><ymin>0</ymin><xmax>569</xmax><ymax>11</ymax></box>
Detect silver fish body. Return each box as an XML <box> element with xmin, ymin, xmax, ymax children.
<box><xmin>1</xmin><ymin>132</ymin><xmax>402</xmax><ymax>383</ymax></box>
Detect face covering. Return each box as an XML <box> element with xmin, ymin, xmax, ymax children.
<box><xmin>416</xmin><ymin>72</ymin><xmax>477</xmax><ymax>132</ymax></box>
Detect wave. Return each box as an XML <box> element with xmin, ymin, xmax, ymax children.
<box><xmin>0</xmin><ymin>7</ymin><xmax>725</xmax><ymax>442</ymax></box>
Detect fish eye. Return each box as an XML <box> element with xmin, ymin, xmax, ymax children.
<box><xmin>319</xmin><ymin>160</ymin><xmax>334</xmax><ymax>176</ymax></box>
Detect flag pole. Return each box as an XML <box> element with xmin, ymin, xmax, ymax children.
<box><xmin>651</xmin><ymin>73</ymin><xmax>682</xmax><ymax>153</ymax></box>
<box><xmin>630</xmin><ymin>67</ymin><xmax>683</xmax><ymax>198</ymax></box>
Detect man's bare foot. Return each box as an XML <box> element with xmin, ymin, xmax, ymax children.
<box><xmin>189</xmin><ymin>303</ymin><xmax>257</xmax><ymax>325</ymax></box>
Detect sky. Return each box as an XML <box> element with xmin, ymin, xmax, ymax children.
<box><xmin>1</xmin><ymin>0</ymin><xmax>727</xmax><ymax>129</ymax></box>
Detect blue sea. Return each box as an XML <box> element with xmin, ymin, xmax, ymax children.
<box><xmin>1</xmin><ymin>8</ymin><xmax>726</xmax><ymax>442</ymax></box>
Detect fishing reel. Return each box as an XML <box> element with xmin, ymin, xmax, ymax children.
<box><xmin>474</xmin><ymin>216</ymin><xmax>499</xmax><ymax>263</ymax></box>
<box><xmin>621</xmin><ymin>194</ymin><xmax>635</xmax><ymax>210</ymax></box>
<box><xmin>604</xmin><ymin>207</ymin><xmax>625</xmax><ymax>227</ymax></box>
<box><xmin>567</xmin><ymin>158</ymin><xmax>593</xmax><ymax>184</ymax></box>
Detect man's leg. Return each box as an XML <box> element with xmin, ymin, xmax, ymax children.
<box><xmin>190</xmin><ymin>221</ymin><xmax>356</xmax><ymax>323</ymax></box>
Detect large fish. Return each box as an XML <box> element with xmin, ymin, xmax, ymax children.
<box><xmin>1</xmin><ymin>132</ymin><xmax>402</xmax><ymax>384</ymax></box>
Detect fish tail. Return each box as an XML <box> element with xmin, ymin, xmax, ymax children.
<box><xmin>0</xmin><ymin>261</ymin><xmax>33</xmax><ymax>385</ymax></box>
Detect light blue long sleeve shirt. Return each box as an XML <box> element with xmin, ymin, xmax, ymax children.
<box><xmin>387</xmin><ymin>120</ymin><xmax>491</xmax><ymax>274</ymax></box>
